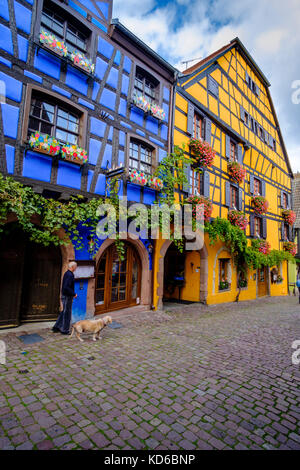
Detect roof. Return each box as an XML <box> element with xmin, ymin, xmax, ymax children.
<box><xmin>292</xmin><ymin>174</ymin><xmax>300</xmax><ymax>228</ymax></box>
<box><xmin>183</xmin><ymin>37</ymin><xmax>271</xmax><ymax>87</ymax></box>
<box><xmin>110</xmin><ymin>19</ymin><xmax>178</xmax><ymax>77</ymax></box>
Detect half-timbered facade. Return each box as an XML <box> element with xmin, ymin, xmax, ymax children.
<box><xmin>153</xmin><ymin>38</ymin><xmax>293</xmax><ymax>307</ymax></box>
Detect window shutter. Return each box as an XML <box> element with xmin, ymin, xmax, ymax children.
<box><xmin>281</xmin><ymin>222</ymin><xmax>285</xmax><ymax>241</ymax></box>
<box><xmin>280</xmin><ymin>190</ymin><xmax>284</xmax><ymax>208</ymax></box>
<box><xmin>287</xmin><ymin>193</ymin><xmax>291</xmax><ymax>209</ymax></box>
<box><xmin>203</xmin><ymin>170</ymin><xmax>210</xmax><ymax>198</ymax></box>
<box><xmin>225</xmin><ymin>181</ymin><xmax>230</xmax><ymax>207</ymax></box>
<box><xmin>250</xmin><ymin>174</ymin><xmax>254</xmax><ymax>194</ymax></box>
<box><xmin>268</xmin><ymin>133</ymin><xmax>273</xmax><ymax>147</ymax></box>
<box><xmin>250</xmin><ymin>214</ymin><xmax>255</xmax><ymax>237</ymax></box>
<box><xmin>261</xmin><ymin>180</ymin><xmax>266</xmax><ymax>197</ymax></box>
<box><xmin>204</xmin><ymin>118</ymin><xmax>212</xmax><ymax>144</ymax></box>
<box><xmin>262</xmin><ymin>217</ymin><xmax>267</xmax><ymax>239</ymax></box>
<box><xmin>187</xmin><ymin>102</ymin><xmax>194</xmax><ymax>135</ymax></box>
<box><xmin>183</xmin><ymin>164</ymin><xmax>191</xmax><ymax>194</ymax></box>
<box><xmin>237</xmin><ymin>145</ymin><xmax>243</xmax><ymax>164</ymax></box>
<box><xmin>238</xmin><ymin>187</ymin><xmax>243</xmax><ymax>211</ymax></box>
<box><xmin>256</xmin><ymin>86</ymin><xmax>260</xmax><ymax>98</ymax></box>
<box><xmin>288</xmin><ymin>224</ymin><xmax>292</xmax><ymax>241</ymax></box>
<box><xmin>207</xmin><ymin>76</ymin><xmax>219</xmax><ymax>98</ymax></box>
<box><xmin>245</xmin><ymin>71</ymin><xmax>250</xmax><ymax>86</ymax></box>
<box><xmin>240</xmin><ymin>105</ymin><xmax>245</xmax><ymax>122</ymax></box>
<box><xmin>225</xmin><ymin>135</ymin><xmax>231</xmax><ymax>160</ymax></box>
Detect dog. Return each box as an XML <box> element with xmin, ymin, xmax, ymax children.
<box><xmin>70</xmin><ymin>315</ymin><xmax>112</xmax><ymax>342</ymax></box>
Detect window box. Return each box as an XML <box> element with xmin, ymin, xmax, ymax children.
<box><xmin>70</xmin><ymin>50</ymin><xmax>95</xmax><ymax>74</ymax></box>
<box><xmin>132</xmin><ymin>95</ymin><xmax>165</xmax><ymax>121</ymax></box>
<box><xmin>39</xmin><ymin>30</ymin><xmax>67</xmax><ymax>57</ymax></box>
<box><xmin>61</xmin><ymin>144</ymin><xmax>88</xmax><ymax>165</ymax></box>
<box><xmin>251</xmin><ymin>238</ymin><xmax>270</xmax><ymax>254</ymax></box>
<box><xmin>251</xmin><ymin>195</ymin><xmax>269</xmax><ymax>215</ymax></box>
<box><xmin>189</xmin><ymin>138</ymin><xmax>215</xmax><ymax>168</ymax></box>
<box><xmin>283</xmin><ymin>241</ymin><xmax>297</xmax><ymax>256</ymax></box>
<box><xmin>219</xmin><ymin>280</ymin><xmax>229</xmax><ymax>290</ymax></box>
<box><xmin>227</xmin><ymin>161</ymin><xmax>246</xmax><ymax>184</ymax></box>
<box><xmin>282</xmin><ymin>209</ymin><xmax>296</xmax><ymax>226</ymax></box>
<box><xmin>185</xmin><ymin>195</ymin><xmax>213</xmax><ymax>222</ymax></box>
<box><xmin>128</xmin><ymin>169</ymin><xmax>162</xmax><ymax>191</ymax></box>
<box><xmin>147</xmin><ymin>175</ymin><xmax>164</xmax><ymax>191</ymax></box>
<box><xmin>29</xmin><ymin>132</ymin><xmax>61</xmax><ymax>156</ymax></box>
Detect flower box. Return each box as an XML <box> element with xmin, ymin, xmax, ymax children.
<box><xmin>282</xmin><ymin>209</ymin><xmax>296</xmax><ymax>226</ymax></box>
<box><xmin>184</xmin><ymin>195</ymin><xmax>213</xmax><ymax>222</ymax></box>
<box><xmin>227</xmin><ymin>161</ymin><xmax>246</xmax><ymax>184</ymax></box>
<box><xmin>147</xmin><ymin>175</ymin><xmax>164</xmax><ymax>191</ymax></box>
<box><xmin>189</xmin><ymin>139</ymin><xmax>215</xmax><ymax>168</ymax></box>
<box><xmin>132</xmin><ymin>95</ymin><xmax>165</xmax><ymax>121</ymax></box>
<box><xmin>219</xmin><ymin>280</ymin><xmax>229</xmax><ymax>290</ymax></box>
<box><xmin>29</xmin><ymin>132</ymin><xmax>60</xmax><ymax>156</ymax></box>
<box><xmin>61</xmin><ymin>145</ymin><xmax>88</xmax><ymax>165</ymax></box>
<box><xmin>228</xmin><ymin>210</ymin><xmax>248</xmax><ymax>230</ymax></box>
<box><xmin>257</xmin><ymin>239</ymin><xmax>271</xmax><ymax>254</ymax></box>
<box><xmin>70</xmin><ymin>50</ymin><xmax>95</xmax><ymax>74</ymax></box>
<box><xmin>150</xmin><ymin>103</ymin><xmax>165</xmax><ymax>121</ymax></box>
<box><xmin>39</xmin><ymin>31</ymin><xmax>67</xmax><ymax>57</ymax></box>
<box><xmin>283</xmin><ymin>241</ymin><xmax>297</xmax><ymax>256</ymax></box>
<box><xmin>128</xmin><ymin>169</ymin><xmax>148</xmax><ymax>186</ymax></box>
<box><xmin>251</xmin><ymin>195</ymin><xmax>269</xmax><ymax>215</ymax></box>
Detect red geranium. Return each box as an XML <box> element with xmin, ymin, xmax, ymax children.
<box><xmin>189</xmin><ymin>139</ymin><xmax>215</xmax><ymax>168</ymax></box>
<box><xmin>185</xmin><ymin>195</ymin><xmax>213</xmax><ymax>222</ymax></box>
<box><xmin>258</xmin><ymin>240</ymin><xmax>271</xmax><ymax>255</ymax></box>
<box><xmin>251</xmin><ymin>195</ymin><xmax>269</xmax><ymax>215</ymax></box>
<box><xmin>228</xmin><ymin>210</ymin><xmax>248</xmax><ymax>230</ymax></box>
<box><xmin>283</xmin><ymin>241</ymin><xmax>297</xmax><ymax>256</ymax></box>
<box><xmin>282</xmin><ymin>209</ymin><xmax>296</xmax><ymax>226</ymax></box>
<box><xmin>227</xmin><ymin>161</ymin><xmax>246</xmax><ymax>184</ymax></box>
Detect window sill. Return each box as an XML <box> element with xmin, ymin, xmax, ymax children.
<box><xmin>218</xmin><ymin>287</ymin><xmax>231</xmax><ymax>292</ymax></box>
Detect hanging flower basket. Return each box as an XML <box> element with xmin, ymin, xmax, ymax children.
<box><xmin>228</xmin><ymin>210</ymin><xmax>248</xmax><ymax>230</ymax></box>
<box><xmin>251</xmin><ymin>195</ymin><xmax>269</xmax><ymax>215</ymax></box>
<box><xmin>39</xmin><ymin>31</ymin><xmax>67</xmax><ymax>57</ymax></box>
<box><xmin>61</xmin><ymin>145</ymin><xmax>88</xmax><ymax>165</ymax></box>
<box><xmin>189</xmin><ymin>139</ymin><xmax>215</xmax><ymax>168</ymax></box>
<box><xmin>29</xmin><ymin>132</ymin><xmax>60</xmax><ymax>156</ymax></box>
<box><xmin>283</xmin><ymin>241</ymin><xmax>297</xmax><ymax>256</ymax></box>
<box><xmin>147</xmin><ymin>175</ymin><xmax>164</xmax><ymax>191</ymax></box>
<box><xmin>70</xmin><ymin>50</ymin><xmax>95</xmax><ymax>74</ymax></box>
<box><xmin>128</xmin><ymin>169</ymin><xmax>148</xmax><ymax>186</ymax></box>
<box><xmin>282</xmin><ymin>209</ymin><xmax>296</xmax><ymax>226</ymax></box>
<box><xmin>185</xmin><ymin>195</ymin><xmax>213</xmax><ymax>222</ymax></box>
<box><xmin>227</xmin><ymin>161</ymin><xmax>246</xmax><ymax>184</ymax></box>
<box><xmin>258</xmin><ymin>239</ymin><xmax>271</xmax><ymax>254</ymax></box>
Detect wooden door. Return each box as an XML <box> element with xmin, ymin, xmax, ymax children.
<box><xmin>20</xmin><ymin>242</ymin><xmax>62</xmax><ymax>322</ymax></box>
<box><xmin>95</xmin><ymin>244</ymin><xmax>141</xmax><ymax>314</ymax></box>
<box><xmin>257</xmin><ymin>267</ymin><xmax>268</xmax><ymax>297</ymax></box>
<box><xmin>0</xmin><ymin>232</ymin><xmax>26</xmax><ymax>328</ymax></box>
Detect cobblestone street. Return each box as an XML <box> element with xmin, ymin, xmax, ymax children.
<box><xmin>0</xmin><ymin>296</ymin><xmax>300</xmax><ymax>450</ymax></box>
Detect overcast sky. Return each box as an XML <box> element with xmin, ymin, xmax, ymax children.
<box><xmin>113</xmin><ymin>0</ymin><xmax>300</xmax><ymax>173</ymax></box>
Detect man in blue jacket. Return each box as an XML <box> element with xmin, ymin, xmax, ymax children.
<box><xmin>52</xmin><ymin>261</ymin><xmax>78</xmax><ymax>335</ymax></box>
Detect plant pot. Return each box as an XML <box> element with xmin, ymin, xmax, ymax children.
<box><xmin>63</xmin><ymin>154</ymin><xmax>85</xmax><ymax>165</ymax></box>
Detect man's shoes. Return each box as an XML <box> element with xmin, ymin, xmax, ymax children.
<box><xmin>52</xmin><ymin>327</ymin><xmax>60</xmax><ymax>333</ymax></box>
<box><xmin>61</xmin><ymin>331</ymin><xmax>70</xmax><ymax>335</ymax></box>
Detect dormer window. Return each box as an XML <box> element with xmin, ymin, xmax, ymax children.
<box><xmin>133</xmin><ymin>66</ymin><xmax>159</xmax><ymax>106</ymax></box>
<box><xmin>41</xmin><ymin>1</ymin><xmax>90</xmax><ymax>56</ymax></box>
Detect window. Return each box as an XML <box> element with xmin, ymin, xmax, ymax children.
<box><xmin>259</xmin><ymin>127</ymin><xmax>264</xmax><ymax>140</ymax></box>
<box><xmin>254</xmin><ymin>178</ymin><xmax>261</xmax><ymax>196</ymax></box>
<box><xmin>244</xmin><ymin>112</ymin><xmax>249</xmax><ymax>127</ymax></box>
<box><xmin>254</xmin><ymin>121</ymin><xmax>258</xmax><ymax>135</ymax></box>
<box><xmin>193</xmin><ymin>113</ymin><xmax>202</xmax><ymax>140</ymax></box>
<box><xmin>41</xmin><ymin>1</ymin><xmax>89</xmax><ymax>55</ymax></box>
<box><xmin>219</xmin><ymin>259</ymin><xmax>230</xmax><ymax>289</ymax></box>
<box><xmin>254</xmin><ymin>216</ymin><xmax>262</xmax><ymax>238</ymax></box>
<box><xmin>28</xmin><ymin>92</ymin><xmax>80</xmax><ymax>145</ymax></box>
<box><xmin>284</xmin><ymin>224</ymin><xmax>289</xmax><ymax>241</ymax></box>
<box><xmin>273</xmin><ymin>139</ymin><xmax>276</xmax><ymax>152</ymax></box>
<box><xmin>230</xmin><ymin>141</ymin><xmax>237</xmax><ymax>161</ymax></box>
<box><xmin>190</xmin><ymin>169</ymin><xmax>203</xmax><ymax>195</ymax></box>
<box><xmin>283</xmin><ymin>193</ymin><xmax>288</xmax><ymax>209</ymax></box>
<box><xmin>129</xmin><ymin>139</ymin><xmax>154</xmax><ymax>176</ymax></box>
<box><xmin>230</xmin><ymin>185</ymin><xmax>238</xmax><ymax>209</ymax></box>
<box><xmin>133</xmin><ymin>66</ymin><xmax>159</xmax><ymax>106</ymax></box>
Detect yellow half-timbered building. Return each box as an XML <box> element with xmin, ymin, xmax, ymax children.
<box><xmin>153</xmin><ymin>38</ymin><xmax>293</xmax><ymax>308</ymax></box>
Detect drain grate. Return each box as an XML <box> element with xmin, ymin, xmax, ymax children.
<box><xmin>108</xmin><ymin>321</ymin><xmax>123</xmax><ymax>329</ymax></box>
<box><xmin>17</xmin><ymin>334</ymin><xmax>44</xmax><ymax>345</ymax></box>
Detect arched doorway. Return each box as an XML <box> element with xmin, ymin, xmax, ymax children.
<box><xmin>95</xmin><ymin>243</ymin><xmax>141</xmax><ymax>314</ymax></box>
<box><xmin>0</xmin><ymin>225</ymin><xmax>62</xmax><ymax>327</ymax></box>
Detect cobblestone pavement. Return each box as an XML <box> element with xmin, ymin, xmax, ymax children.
<box><xmin>0</xmin><ymin>296</ymin><xmax>300</xmax><ymax>450</ymax></box>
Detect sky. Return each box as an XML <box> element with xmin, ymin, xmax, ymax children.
<box><xmin>113</xmin><ymin>0</ymin><xmax>300</xmax><ymax>173</ymax></box>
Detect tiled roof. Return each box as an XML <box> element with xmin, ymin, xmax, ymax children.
<box><xmin>292</xmin><ymin>174</ymin><xmax>300</xmax><ymax>228</ymax></box>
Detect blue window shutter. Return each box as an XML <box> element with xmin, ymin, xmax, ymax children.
<box><xmin>250</xmin><ymin>174</ymin><xmax>254</xmax><ymax>194</ymax></box>
<box><xmin>205</xmin><ymin>118</ymin><xmax>212</xmax><ymax>144</ymax></box>
<box><xmin>281</xmin><ymin>222</ymin><xmax>285</xmax><ymax>241</ymax></box>
<box><xmin>250</xmin><ymin>214</ymin><xmax>255</xmax><ymax>237</ymax></box>
<box><xmin>225</xmin><ymin>135</ymin><xmax>231</xmax><ymax>160</ymax></box>
<box><xmin>287</xmin><ymin>193</ymin><xmax>291</xmax><ymax>209</ymax></box>
<box><xmin>183</xmin><ymin>164</ymin><xmax>191</xmax><ymax>194</ymax></box>
<box><xmin>261</xmin><ymin>180</ymin><xmax>266</xmax><ymax>197</ymax></box>
<box><xmin>208</xmin><ymin>76</ymin><xmax>219</xmax><ymax>98</ymax></box>
<box><xmin>280</xmin><ymin>190</ymin><xmax>284</xmax><ymax>208</ymax></box>
<box><xmin>240</xmin><ymin>105</ymin><xmax>245</xmax><ymax>122</ymax></box>
<box><xmin>238</xmin><ymin>187</ymin><xmax>243</xmax><ymax>211</ymax></box>
<box><xmin>237</xmin><ymin>145</ymin><xmax>243</xmax><ymax>164</ymax></box>
<box><xmin>262</xmin><ymin>217</ymin><xmax>267</xmax><ymax>239</ymax></box>
<box><xmin>203</xmin><ymin>170</ymin><xmax>210</xmax><ymax>198</ymax></box>
<box><xmin>187</xmin><ymin>102</ymin><xmax>194</xmax><ymax>135</ymax></box>
<box><xmin>288</xmin><ymin>224</ymin><xmax>292</xmax><ymax>241</ymax></box>
<box><xmin>225</xmin><ymin>181</ymin><xmax>230</xmax><ymax>207</ymax></box>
